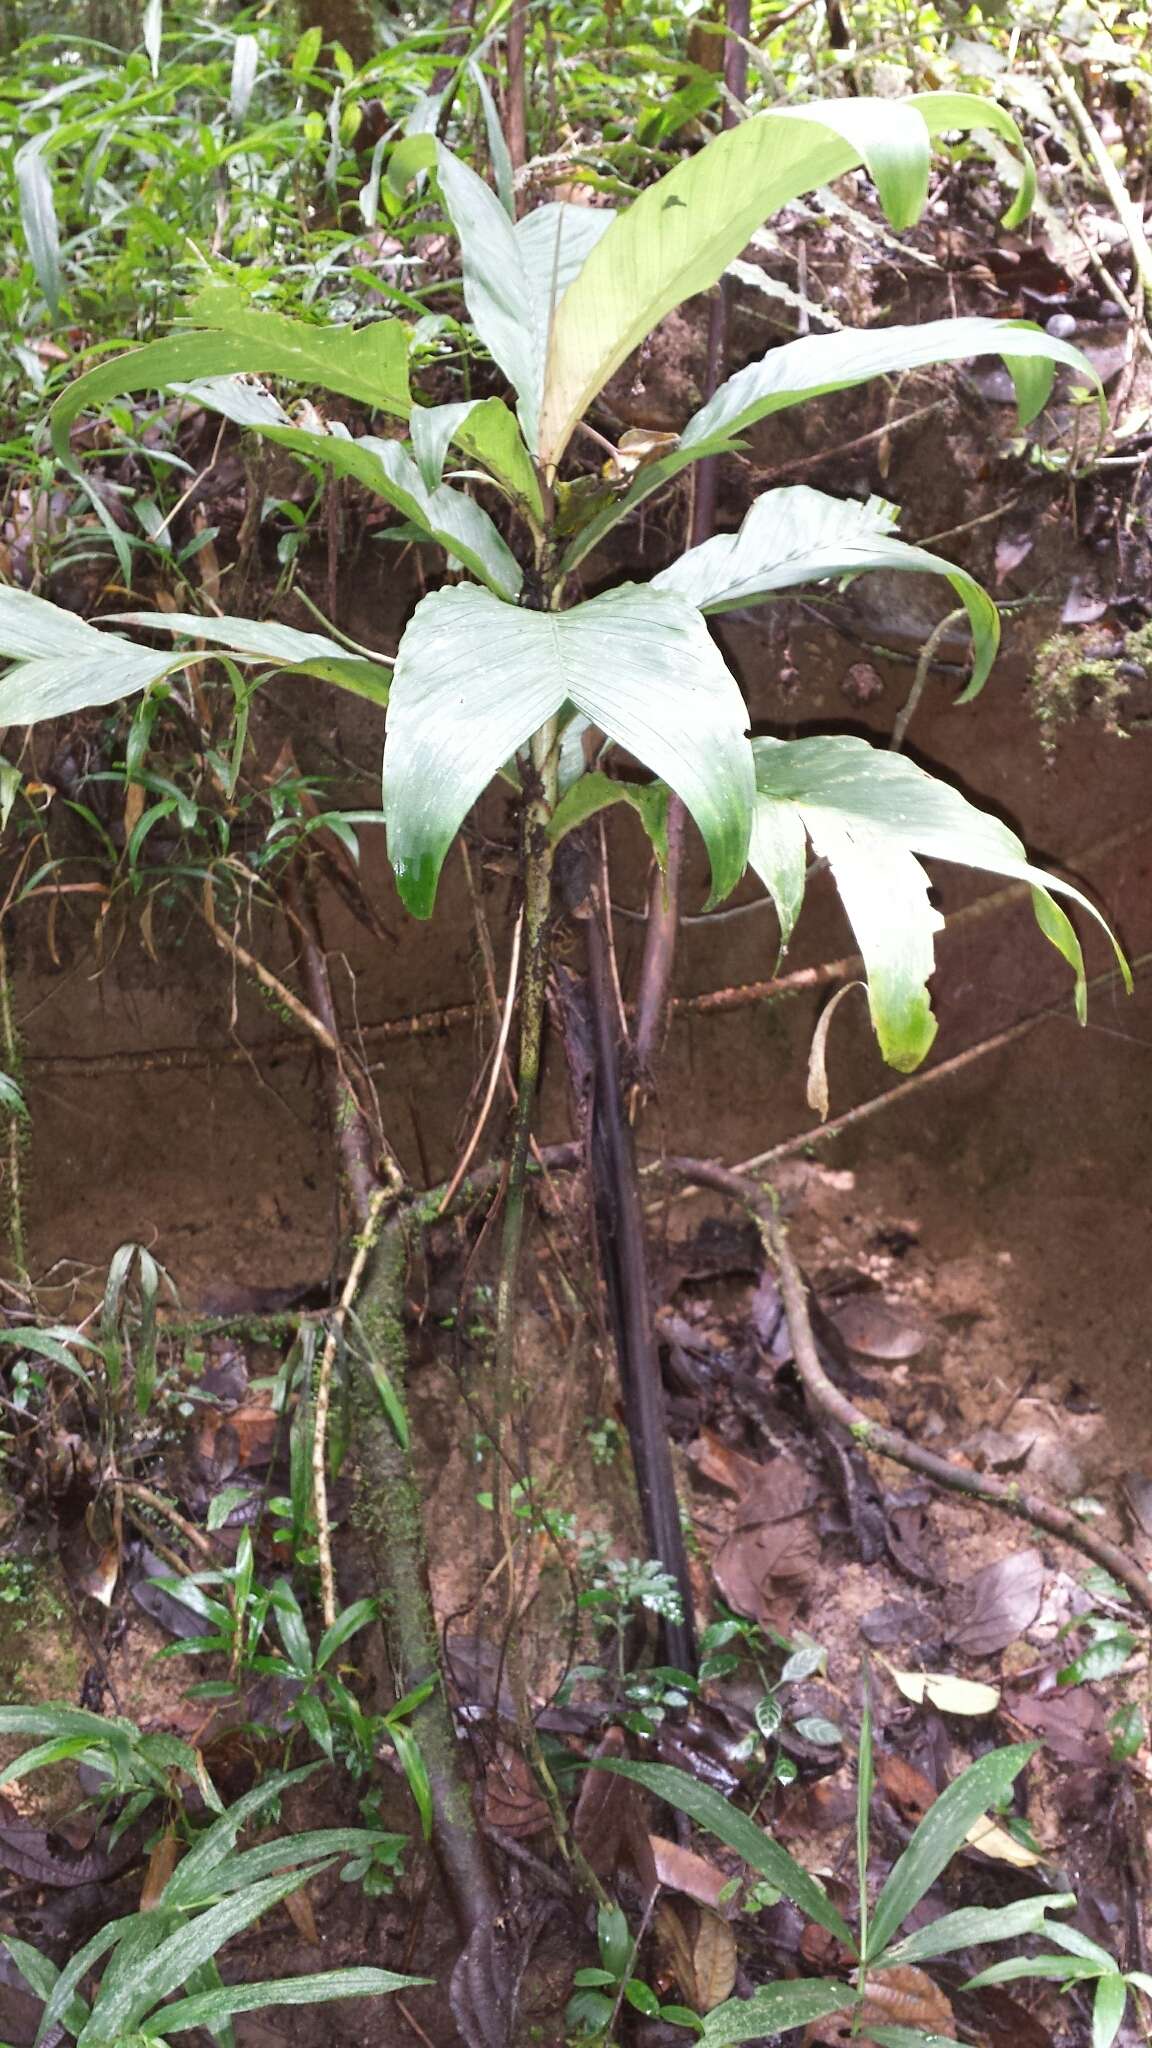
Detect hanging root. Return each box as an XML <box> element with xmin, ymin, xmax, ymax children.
<box><xmin>662</xmin><ymin>1157</ymin><xmax>1152</xmax><ymax>1617</ymax></box>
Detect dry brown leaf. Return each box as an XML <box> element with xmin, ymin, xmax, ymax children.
<box><xmin>654</xmin><ymin>1901</ymin><xmax>735</xmax><ymax>2013</ymax></box>
<box><xmin>573</xmin><ymin>1726</ymin><xmax>631</xmax><ymax>1879</ymax></box>
<box><xmin>806</xmin><ymin>1963</ymin><xmax>954</xmax><ymax>2046</ymax></box>
<box><xmin>945</xmin><ymin>1549</ymin><xmax>1046</xmax><ymax>1657</ymax></box>
<box><xmin>886</xmin><ymin>1667</ymin><xmax>1000</xmax><ymax>1715</ymax></box>
<box><xmin>140</xmin><ymin>1828</ymin><xmax>179</xmax><ymax>1911</ymax></box>
<box><xmin>650</xmin><ymin>1834</ymin><xmax>731</xmax><ymax>1910</ymax></box>
<box><xmin>965</xmin><ymin>1814</ymin><xmax>1042</xmax><ymax>1867</ymax></box>
<box><xmin>876</xmin><ymin>1753</ymin><xmax>937</xmax><ymax>1824</ymax></box>
<box><xmin>830</xmin><ymin>1295</ymin><xmax>927</xmax><ymax>1360</ymax></box>
<box><xmin>283</xmin><ymin>1878</ymin><xmax>321</xmax><ymax>1946</ymax></box>
<box><xmin>484</xmin><ymin>1743</ymin><xmax>550</xmax><ymax>1838</ymax></box>
<box><xmin>1003</xmin><ymin>1684</ymin><xmax>1109</xmax><ymax>1765</ymax></box>
<box><xmin>712</xmin><ymin>1513</ymin><xmax>820</xmax><ymax>1627</ymax></box>
<box><xmin>691</xmin><ymin>1907</ymin><xmax>737</xmax><ymax>2012</ymax></box>
<box><xmin>690</xmin><ymin>1429</ymin><xmax>769</xmax><ymax>1498</ymax></box>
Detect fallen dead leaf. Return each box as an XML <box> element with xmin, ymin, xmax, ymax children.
<box><xmin>887</xmin><ymin>1667</ymin><xmax>1001</xmax><ymax>1715</ymax></box>
<box><xmin>1003</xmin><ymin>1685</ymin><xmax>1109</xmax><ymax>1765</ymax></box>
<box><xmin>965</xmin><ymin>1813</ymin><xmax>1042</xmax><ymax>1867</ymax></box>
<box><xmin>806</xmin><ymin>1964</ymin><xmax>954</xmax><ymax>2046</ymax></box>
<box><xmin>876</xmin><ymin>1753</ymin><xmax>937</xmax><ymax>1824</ymax></box>
<box><xmin>655</xmin><ymin>1900</ymin><xmax>736</xmax><ymax>2013</ymax></box>
<box><xmin>830</xmin><ymin>1295</ymin><xmax>927</xmax><ymax>1360</ymax></box>
<box><xmin>140</xmin><ymin>1827</ymin><xmax>179</xmax><ymax>1910</ymax></box>
<box><xmin>484</xmin><ymin>1743</ymin><xmax>550</xmax><ymax>1838</ymax></box>
<box><xmin>945</xmin><ymin>1548</ymin><xmax>1046</xmax><ymax>1657</ymax></box>
<box><xmin>650</xmin><ymin>1834</ymin><xmax>732</xmax><ymax>1910</ymax></box>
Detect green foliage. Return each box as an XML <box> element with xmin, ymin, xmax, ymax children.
<box><xmin>0</xmin><ymin>46</ymin><xmax>1128</xmax><ymax>1084</ymax></box>
<box><xmin>0</xmin><ymin>1760</ymin><xmax>423</xmax><ymax>2045</ymax></box>
<box><xmin>596</xmin><ymin>1729</ymin><xmax>1083</xmax><ymax>2048</ymax></box>
<box><xmin>566</xmin><ymin>1898</ymin><xmax>704</xmax><ymax>2041</ymax></box>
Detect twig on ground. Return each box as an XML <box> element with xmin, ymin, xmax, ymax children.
<box><xmin>662</xmin><ymin>1156</ymin><xmax>1152</xmax><ymax>1614</ymax></box>
<box><xmin>1044</xmin><ymin>50</ymin><xmax>1152</xmax><ymax>304</ymax></box>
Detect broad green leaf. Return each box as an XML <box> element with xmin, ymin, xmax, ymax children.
<box><xmin>259</xmin><ymin>421</ymin><xmax>522</xmax><ymax>598</ymax></box>
<box><xmin>683</xmin><ymin>316</ymin><xmax>1100</xmax><ymax>452</ymax></box>
<box><xmin>139</xmin><ymin>1966</ymin><xmax>428</xmax><ymax>2036</ymax></box>
<box><xmin>452</xmin><ymin>395</ymin><xmax>545</xmax><ymax>521</ymax></box>
<box><xmin>391</xmin><ymin>140</ymin><xmax>615</xmax><ymax>454</ymax></box>
<box><xmin>411</xmin><ymin>400</ymin><xmax>481</xmax><ymax>491</ymax></box>
<box><xmin>562</xmin><ymin>317</ymin><xmax>1096</xmax><ymax>573</ymax></box>
<box><xmin>911</xmin><ymin>91</ymin><xmax>1037</xmax><ymax>224</ymax></box>
<box><xmin>750</xmin><ymin>736</ymin><xmax>1130</xmax><ymax>1072</ymax></box>
<box><xmin>0</xmin><ymin>588</ymin><xmax>157</xmax><ymax>724</ymax></box>
<box><xmin>16</xmin><ymin>140</ymin><xmax>60</xmax><ymax>315</ymax></box>
<box><xmin>392</xmin><ymin>137</ymin><xmax>541</xmax><ymax>446</ymax></box>
<box><xmin>514</xmin><ymin>198</ymin><xmax>617</xmax><ymax>348</ymax></box>
<box><xmin>702</xmin><ymin>1980</ymin><xmax>857</xmax><ymax>2046</ymax></box>
<box><xmin>965</xmin><ymin>1955</ymin><xmax>1111</xmax><ymax>1988</ymax></box>
<box><xmin>1092</xmin><ymin>1976</ymin><xmax>1128</xmax><ymax>2048</ymax></box>
<box><xmin>879</xmin><ymin>1893</ymin><xmax>1077</xmax><ymax>1968</ymax></box>
<box><xmin>548</xmin><ymin>769</ymin><xmax>670</xmax><ymax>869</ymax></box>
<box><xmin>80</xmin><ymin>1868</ymin><xmax>329</xmax><ymax>2044</ymax></box>
<box><xmin>166</xmin><ymin>373</ymin><xmax>294</xmax><ymax>432</ymax></box>
<box><xmin>537</xmin><ymin>95</ymin><xmax>1035</xmax><ymax>467</ymax></box>
<box><xmin>592</xmin><ymin>1761</ymin><xmax>854</xmax><ymax>1946</ymax></box>
<box><xmin>654</xmin><ymin>488</ymin><xmax>1000</xmax><ymax>697</ymax></box>
<box><xmin>866</xmin><ymin>1743</ymin><xmax>1037</xmax><ymax>1961</ymax></box>
<box><xmin>49</xmin><ymin>288</ymin><xmax>410</xmax><ymax>465</ymax></box>
<box><xmin>383</xmin><ymin>583</ymin><xmax>752</xmax><ymax>917</ymax></box>
<box><xmin>411</xmin><ymin>395</ymin><xmax>543</xmax><ymax>522</ymax></box>
<box><xmin>107</xmin><ymin>611</ymin><xmax>392</xmax><ymax>703</ymax></box>
<box><xmin>0</xmin><ymin>1703</ymin><xmax>135</xmax><ymax>1746</ymax></box>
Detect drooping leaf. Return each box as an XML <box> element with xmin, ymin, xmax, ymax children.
<box><xmin>537</xmin><ymin>94</ymin><xmax>1035</xmax><ymax>466</ymax></box>
<box><xmin>561</xmin><ymin>317</ymin><xmax>1098</xmax><ymax>572</ymax></box>
<box><xmin>108</xmin><ymin>610</ymin><xmax>392</xmax><ymax>704</ymax></box>
<box><xmin>259</xmin><ymin>421</ymin><xmax>522</xmax><ymax>598</ymax></box>
<box><xmin>137</xmin><ymin>1966</ymin><xmax>428</xmax><ymax>2036</ymax></box>
<box><xmin>865</xmin><ymin>1743</ymin><xmax>1038</xmax><ymax>1962</ymax></box>
<box><xmin>383</xmin><ymin>583</ymin><xmax>753</xmax><ymax>917</ymax></box>
<box><xmin>879</xmin><ymin>1893</ymin><xmax>1077</xmax><ymax>1969</ymax></box>
<box><xmin>686</xmin><ymin>317</ymin><xmax>1100</xmax><ymax>451</ymax></box>
<box><xmin>592</xmin><ymin>1761</ymin><xmax>854</xmax><ymax>1946</ymax></box>
<box><xmin>655</xmin><ymin>488</ymin><xmax>1000</xmax><ymax>697</ymax></box>
<box><xmin>749</xmin><ymin>736</ymin><xmax>1130</xmax><ymax>1072</ymax></box>
<box><xmin>965</xmin><ymin>1954</ymin><xmax>1112</xmax><ymax>1988</ymax></box>
<box><xmin>548</xmin><ymin>769</ymin><xmax>670</xmax><ymax>869</ymax></box>
<box><xmin>702</xmin><ymin>1979</ymin><xmax>857</xmax><ymax>2046</ymax></box>
<box><xmin>410</xmin><ymin>394</ymin><xmax>543</xmax><ymax>520</ymax></box>
<box><xmin>49</xmin><ymin>287</ymin><xmax>410</xmax><ymax>465</ymax></box>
